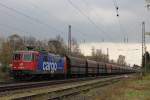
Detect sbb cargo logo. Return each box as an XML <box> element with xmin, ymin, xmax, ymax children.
<box><xmin>43</xmin><ymin>62</ymin><xmax>57</xmax><ymax>73</ymax></box>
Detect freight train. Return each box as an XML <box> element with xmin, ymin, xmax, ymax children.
<box><xmin>11</xmin><ymin>50</ymin><xmax>136</xmax><ymax>80</ymax></box>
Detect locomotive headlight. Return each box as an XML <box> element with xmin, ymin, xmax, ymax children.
<box><xmin>9</xmin><ymin>64</ymin><xmax>12</xmax><ymax>67</ymax></box>
<box><xmin>19</xmin><ymin>63</ymin><xmax>23</xmax><ymax>66</ymax></box>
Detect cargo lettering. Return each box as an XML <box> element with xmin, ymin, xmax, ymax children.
<box><xmin>43</xmin><ymin>62</ymin><xmax>57</xmax><ymax>73</ymax></box>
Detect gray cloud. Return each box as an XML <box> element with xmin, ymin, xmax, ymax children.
<box><xmin>0</xmin><ymin>0</ymin><xmax>149</xmax><ymax>43</ymax></box>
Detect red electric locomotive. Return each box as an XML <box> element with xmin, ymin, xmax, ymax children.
<box><xmin>11</xmin><ymin>51</ymin><xmax>39</xmax><ymax>79</ymax></box>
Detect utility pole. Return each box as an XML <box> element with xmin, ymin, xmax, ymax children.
<box><xmin>142</xmin><ymin>22</ymin><xmax>144</xmax><ymax>67</ymax></box>
<box><xmin>107</xmin><ymin>48</ymin><xmax>109</xmax><ymax>62</ymax></box>
<box><xmin>124</xmin><ymin>37</ymin><xmax>125</xmax><ymax>43</ymax></box>
<box><xmin>142</xmin><ymin>21</ymin><xmax>146</xmax><ymax>73</ymax></box>
<box><xmin>127</xmin><ymin>37</ymin><xmax>128</xmax><ymax>43</ymax></box>
<box><xmin>68</xmin><ymin>25</ymin><xmax>71</xmax><ymax>55</ymax></box>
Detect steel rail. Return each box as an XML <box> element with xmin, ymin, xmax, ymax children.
<box><xmin>0</xmin><ymin>75</ymin><xmax>114</xmax><ymax>93</ymax></box>
<box><xmin>13</xmin><ymin>75</ymin><xmax>127</xmax><ymax>100</ymax></box>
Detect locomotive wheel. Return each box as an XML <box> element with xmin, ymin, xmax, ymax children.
<box><xmin>25</xmin><ymin>74</ymin><xmax>34</xmax><ymax>80</ymax></box>
<box><xmin>13</xmin><ymin>74</ymin><xmax>34</xmax><ymax>81</ymax></box>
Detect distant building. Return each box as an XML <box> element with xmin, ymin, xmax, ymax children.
<box><xmin>117</xmin><ymin>55</ymin><xmax>126</xmax><ymax>65</ymax></box>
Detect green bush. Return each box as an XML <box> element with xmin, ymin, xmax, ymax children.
<box><xmin>1</xmin><ymin>64</ymin><xmax>10</xmax><ymax>73</ymax></box>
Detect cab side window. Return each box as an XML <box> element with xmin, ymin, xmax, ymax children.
<box><xmin>32</xmin><ymin>54</ymin><xmax>38</xmax><ymax>61</ymax></box>
<box><xmin>43</xmin><ymin>55</ymin><xmax>48</xmax><ymax>62</ymax></box>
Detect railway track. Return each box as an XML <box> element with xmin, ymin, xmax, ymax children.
<box><xmin>0</xmin><ymin>75</ymin><xmax>115</xmax><ymax>93</ymax></box>
<box><xmin>0</xmin><ymin>74</ymin><xmax>133</xmax><ymax>100</ymax></box>
<box><xmin>0</xmin><ymin>79</ymin><xmax>29</xmax><ymax>86</ymax></box>
<box><xmin>0</xmin><ymin>81</ymin><xmax>14</xmax><ymax>85</ymax></box>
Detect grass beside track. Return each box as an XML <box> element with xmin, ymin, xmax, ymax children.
<box><xmin>0</xmin><ymin>76</ymin><xmax>122</xmax><ymax>100</ymax></box>
<box><xmin>75</xmin><ymin>74</ymin><xmax>150</xmax><ymax>100</ymax></box>
<box><xmin>0</xmin><ymin>72</ymin><xmax>12</xmax><ymax>82</ymax></box>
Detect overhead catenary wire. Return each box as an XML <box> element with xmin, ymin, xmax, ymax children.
<box><xmin>130</xmin><ymin>7</ymin><xmax>150</xmax><ymax>43</ymax></box>
<box><xmin>68</xmin><ymin>0</ymin><xmax>129</xmax><ymax>51</ymax></box>
<box><xmin>0</xmin><ymin>1</ymin><xmax>88</xmax><ymax>47</ymax></box>
<box><xmin>80</xmin><ymin>0</ymin><xmax>130</xmax><ymax>56</ymax></box>
<box><xmin>0</xmin><ymin>2</ymin><xmax>63</xmax><ymax>33</ymax></box>
<box><xmin>26</xmin><ymin>0</ymin><xmax>91</xmax><ymax>42</ymax></box>
<box><xmin>67</xmin><ymin>0</ymin><xmax>115</xmax><ymax>41</ymax></box>
<box><xmin>0</xmin><ymin>0</ymin><xmax>89</xmax><ymax>45</ymax></box>
<box><xmin>0</xmin><ymin>23</ymin><xmax>28</xmax><ymax>34</ymax></box>
<box><xmin>79</xmin><ymin>0</ymin><xmax>128</xmax><ymax>47</ymax></box>
<box><xmin>80</xmin><ymin>0</ymin><xmax>122</xmax><ymax>42</ymax></box>
<box><xmin>0</xmin><ymin>7</ymin><xmax>50</xmax><ymax>37</ymax></box>
<box><xmin>112</xmin><ymin>0</ymin><xmax>128</xmax><ymax>43</ymax></box>
<box><xmin>0</xmin><ymin>22</ymin><xmax>45</xmax><ymax>39</ymax></box>
<box><xmin>68</xmin><ymin>0</ymin><xmax>129</xmax><ymax>57</ymax></box>
<box><xmin>113</xmin><ymin>0</ymin><xmax>119</xmax><ymax>17</ymax></box>
<box><xmin>112</xmin><ymin>0</ymin><xmax>130</xmax><ymax>59</ymax></box>
<box><xmin>117</xmin><ymin>18</ymin><xmax>127</xmax><ymax>42</ymax></box>
<box><xmin>0</xmin><ymin>25</ymin><xmax>32</xmax><ymax>38</ymax></box>
<box><xmin>30</xmin><ymin>2</ymin><xmax>118</xmax><ymax>42</ymax></box>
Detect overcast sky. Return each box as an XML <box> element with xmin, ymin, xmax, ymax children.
<box><xmin>0</xmin><ymin>0</ymin><xmax>150</xmax><ymax>43</ymax></box>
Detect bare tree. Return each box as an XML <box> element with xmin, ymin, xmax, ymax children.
<box><xmin>23</xmin><ymin>36</ymin><xmax>36</xmax><ymax>47</ymax></box>
<box><xmin>48</xmin><ymin>35</ymin><xmax>67</xmax><ymax>55</ymax></box>
<box><xmin>70</xmin><ymin>38</ymin><xmax>84</xmax><ymax>57</ymax></box>
<box><xmin>8</xmin><ymin>34</ymin><xmax>24</xmax><ymax>50</ymax></box>
<box><xmin>88</xmin><ymin>47</ymin><xmax>109</xmax><ymax>62</ymax></box>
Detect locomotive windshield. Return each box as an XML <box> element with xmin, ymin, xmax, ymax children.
<box><xmin>13</xmin><ymin>52</ymin><xmax>34</xmax><ymax>61</ymax></box>
<box><xmin>13</xmin><ymin>53</ymin><xmax>21</xmax><ymax>60</ymax></box>
<box><xmin>23</xmin><ymin>54</ymin><xmax>32</xmax><ymax>61</ymax></box>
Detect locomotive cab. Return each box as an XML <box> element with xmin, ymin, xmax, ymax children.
<box><xmin>12</xmin><ymin>51</ymin><xmax>39</xmax><ymax>79</ymax></box>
